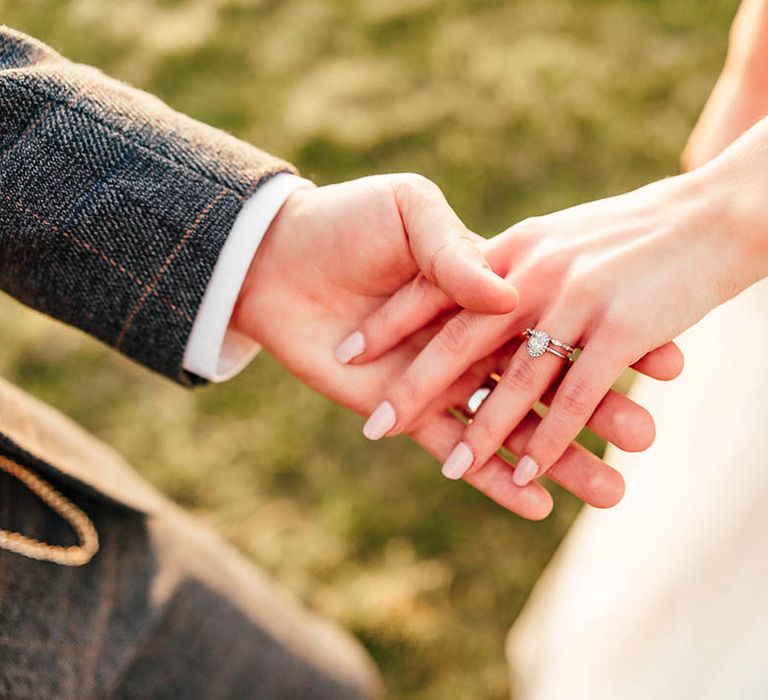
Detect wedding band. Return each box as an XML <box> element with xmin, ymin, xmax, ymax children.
<box><xmin>455</xmin><ymin>329</ymin><xmax>579</xmax><ymax>422</ymax></box>
<box><xmin>523</xmin><ymin>328</ymin><xmax>579</xmax><ymax>362</ymax></box>
<box><xmin>459</xmin><ymin>373</ymin><xmax>501</xmax><ymax>421</ymax></box>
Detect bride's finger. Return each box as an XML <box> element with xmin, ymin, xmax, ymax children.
<box><xmin>513</xmin><ymin>332</ymin><xmax>633</xmax><ymax>486</ymax></box>
<box><xmin>361</xmin><ymin>309</ymin><xmax>517</xmax><ymax>440</ymax></box>
<box><xmin>342</xmin><ymin>281</ymin><xmax>684</xmax><ymax>388</ymax></box>
<box><xmin>437</xmin><ymin>314</ymin><xmax>585</xmax><ymax>481</ymax></box>
<box><xmin>408</xmin><ymin>409</ymin><xmax>554</xmax><ymax>520</ymax></box>
<box><xmin>414</xmin><ymin>357</ymin><xmax>625</xmax><ymax>509</ymax></box>
<box><xmin>500</xmin><ymin>411</ymin><xmax>625</xmax><ymax>509</ymax></box>
<box><xmin>336</xmin><ymin>274</ymin><xmax>455</xmax><ymax>365</ymax></box>
<box><xmin>409</xmin><ymin>404</ymin><xmax>625</xmax><ymax>516</ymax></box>
<box><xmin>533</xmin><ymin>343</ymin><xmax>679</xmax><ymax>450</ymax></box>
<box><xmin>440</xmin><ymin>346</ymin><xmax>655</xmax><ymax>454</ymax></box>
<box><xmin>335</xmin><ymin>232</ymin><xmax>519</xmax><ymax>368</ymax></box>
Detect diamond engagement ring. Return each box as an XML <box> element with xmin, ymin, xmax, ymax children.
<box><xmin>523</xmin><ymin>328</ymin><xmax>579</xmax><ymax>362</ymax></box>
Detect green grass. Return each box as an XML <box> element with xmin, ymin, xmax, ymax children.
<box><xmin>0</xmin><ymin>0</ymin><xmax>739</xmax><ymax>697</ymax></box>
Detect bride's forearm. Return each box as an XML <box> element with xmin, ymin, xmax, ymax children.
<box><xmin>727</xmin><ymin>0</ymin><xmax>768</xmax><ymax>78</ymax></box>
<box><xmin>682</xmin><ymin>1</ymin><xmax>768</xmax><ymax>171</ymax></box>
<box><xmin>690</xmin><ymin>116</ymin><xmax>768</xmax><ymax>300</ymax></box>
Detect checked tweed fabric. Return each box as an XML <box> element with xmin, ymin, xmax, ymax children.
<box><xmin>0</xmin><ymin>26</ymin><xmax>296</xmax><ymax>384</ymax></box>
<box><xmin>0</xmin><ymin>28</ymin><xmax>383</xmax><ymax>700</ymax></box>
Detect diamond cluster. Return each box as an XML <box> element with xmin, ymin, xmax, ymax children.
<box><xmin>526</xmin><ymin>329</ymin><xmax>550</xmax><ymax>358</ymax></box>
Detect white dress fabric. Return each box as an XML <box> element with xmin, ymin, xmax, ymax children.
<box><xmin>507</xmin><ymin>276</ymin><xmax>768</xmax><ymax>700</ymax></box>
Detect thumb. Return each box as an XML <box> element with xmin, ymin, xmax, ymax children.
<box><xmin>392</xmin><ymin>174</ymin><xmax>519</xmax><ymax>314</ymax></box>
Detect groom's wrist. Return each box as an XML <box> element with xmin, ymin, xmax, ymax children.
<box><xmin>183</xmin><ymin>174</ymin><xmax>312</xmax><ymax>381</ymax></box>
<box><xmin>231</xmin><ymin>184</ymin><xmax>316</xmax><ymax>344</ymax></box>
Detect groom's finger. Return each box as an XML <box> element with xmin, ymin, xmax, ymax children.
<box><xmin>631</xmin><ymin>341</ymin><xmax>685</xmax><ymax>380</ymax></box>
<box><xmin>392</xmin><ymin>174</ymin><xmax>519</xmax><ymax>314</ymax></box>
<box><xmin>539</xmin><ymin>383</ymin><xmax>655</xmax><ymax>453</ymax></box>
<box><xmin>336</xmin><ymin>175</ymin><xmax>521</xmax><ymax>367</ymax></box>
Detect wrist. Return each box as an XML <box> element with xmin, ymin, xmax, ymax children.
<box><xmin>687</xmin><ymin>119</ymin><xmax>768</xmax><ymax>300</ymax></box>
<box><xmin>231</xmin><ymin>185</ymin><xmax>316</xmax><ymax>344</ymax></box>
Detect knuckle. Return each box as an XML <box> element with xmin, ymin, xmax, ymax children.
<box><xmin>600</xmin><ymin>308</ymin><xmax>637</xmax><ymax>344</ymax></box>
<box><xmin>567</xmin><ymin>269</ymin><xmax>601</xmax><ymax>304</ymax></box>
<box><xmin>430</xmin><ymin>235</ymin><xmax>478</xmax><ymax>286</ymax></box>
<box><xmin>363</xmin><ymin>305</ymin><xmax>393</xmax><ymax>347</ymax></box>
<box><xmin>428</xmin><ymin>238</ymin><xmax>457</xmax><ymax>282</ymax></box>
<box><xmin>466</xmin><ymin>415</ymin><xmax>498</xmax><ymax>449</ymax></box>
<box><xmin>501</xmin><ymin>357</ymin><xmax>537</xmax><ymax>394</ymax></box>
<box><xmin>511</xmin><ymin>215</ymin><xmax>545</xmax><ymax>239</ymax></box>
<box><xmin>558</xmin><ymin>379</ymin><xmax>593</xmax><ymax>419</ymax></box>
<box><xmin>396</xmin><ymin>172</ymin><xmax>439</xmax><ymax>200</ymax></box>
<box><xmin>413</xmin><ymin>274</ymin><xmax>451</xmax><ymax>310</ymax></box>
<box><xmin>392</xmin><ymin>372</ymin><xmax>421</xmax><ymax>407</ymax></box>
<box><xmin>410</xmin><ymin>272</ymin><xmax>435</xmax><ymax>297</ymax></box>
<box><xmin>437</xmin><ymin>313</ymin><xmax>475</xmax><ymax>354</ymax></box>
<box><xmin>527</xmin><ymin>246</ymin><xmax>570</xmax><ymax>282</ymax></box>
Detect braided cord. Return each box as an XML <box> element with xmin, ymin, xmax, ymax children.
<box><xmin>0</xmin><ymin>455</ymin><xmax>98</xmax><ymax>566</ymax></box>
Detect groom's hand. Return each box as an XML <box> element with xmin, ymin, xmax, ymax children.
<box><xmin>231</xmin><ymin>174</ymin><xmax>633</xmax><ymax>519</ymax></box>
<box><xmin>234</xmin><ymin>174</ymin><xmax>519</xmax><ymax>402</ymax></box>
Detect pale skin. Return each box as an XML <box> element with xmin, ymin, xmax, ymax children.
<box><xmin>682</xmin><ymin>0</ymin><xmax>768</xmax><ymax>170</ymax></box>
<box><xmin>347</xmin><ymin>0</ymin><xmax>768</xmax><ymax>488</ymax></box>
<box><xmin>232</xmin><ymin>174</ymin><xmax>680</xmax><ymax>519</ymax></box>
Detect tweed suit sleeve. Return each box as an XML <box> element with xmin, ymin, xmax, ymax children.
<box><xmin>0</xmin><ymin>27</ymin><xmax>297</xmax><ymax>385</ymax></box>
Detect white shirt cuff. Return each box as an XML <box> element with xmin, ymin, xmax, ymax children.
<box><xmin>182</xmin><ymin>173</ymin><xmax>313</xmax><ymax>382</ymax></box>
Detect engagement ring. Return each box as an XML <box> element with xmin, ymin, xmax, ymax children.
<box><xmin>523</xmin><ymin>328</ymin><xmax>579</xmax><ymax>362</ymax></box>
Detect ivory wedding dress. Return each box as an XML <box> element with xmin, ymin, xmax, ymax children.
<box><xmin>507</xmin><ymin>276</ymin><xmax>768</xmax><ymax>699</ymax></box>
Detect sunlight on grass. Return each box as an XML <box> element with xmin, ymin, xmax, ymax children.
<box><xmin>0</xmin><ymin>1</ymin><xmax>738</xmax><ymax>697</ymax></box>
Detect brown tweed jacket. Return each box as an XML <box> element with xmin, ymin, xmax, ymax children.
<box><xmin>0</xmin><ymin>27</ymin><xmax>380</xmax><ymax>699</ymax></box>
<box><xmin>0</xmin><ymin>22</ymin><xmax>290</xmax><ymax>511</ymax></box>
<box><xmin>0</xmin><ymin>376</ymin><xmax>379</xmax><ymax>698</ymax></box>
<box><xmin>0</xmin><ymin>25</ymin><xmax>294</xmax><ymax>384</ymax></box>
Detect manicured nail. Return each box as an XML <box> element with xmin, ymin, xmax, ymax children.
<box><xmin>335</xmin><ymin>331</ymin><xmax>365</xmax><ymax>364</ymax></box>
<box><xmin>513</xmin><ymin>455</ymin><xmax>539</xmax><ymax>487</ymax></box>
<box><xmin>363</xmin><ymin>401</ymin><xmax>396</xmax><ymax>440</ymax></box>
<box><xmin>441</xmin><ymin>442</ymin><xmax>474</xmax><ymax>480</ymax></box>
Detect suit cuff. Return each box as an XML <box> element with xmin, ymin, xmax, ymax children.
<box><xmin>182</xmin><ymin>173</ymin><xmax>313</xmax><ymax>382</ymax></box>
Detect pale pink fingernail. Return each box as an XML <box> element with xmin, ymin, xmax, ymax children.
<box><xmin>513</xmin><ymin>455</ymin><xmax>539</xmax><ymax>487</ymax></box>
<box><xmin>363</xmin><ymin>401</ymin><xmax>396</xmax><ymax>440</ymax></box>
<box><xmin>441</xmin><ymin>442</ymin><xmax>474</xmax><ymax>480</ymax></box>
<box><xmin>335</xmin><ymin>331</ymin><xmax>365</xmax><ymax>364</ymax></box>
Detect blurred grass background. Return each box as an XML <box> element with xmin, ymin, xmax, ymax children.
<box><xmin>0</xmin><ymin>0</ymin><xmax>739</xmax><ymax>697</ymax></box>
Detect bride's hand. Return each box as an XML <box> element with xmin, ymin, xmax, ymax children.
<box><xmin>234</xmin><ymin>174</ymin><xmax>637</xmax><ymax>518</ymax></box>
<box><xmin>344</xmin><ymin>120</ymin><xmax>768</xmax><ymax>487</ymax></box>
